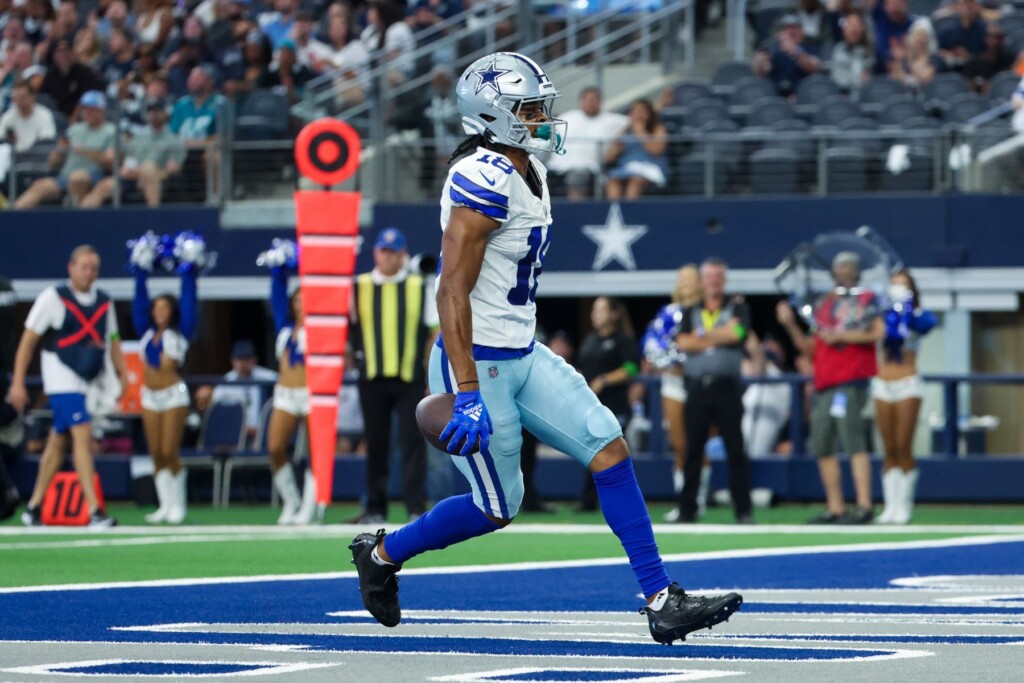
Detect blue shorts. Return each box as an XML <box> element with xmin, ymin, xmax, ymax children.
<box><xmin>428</xmin><ymin>342</ymin><xmax>622</xmax><ymax>519</ymax></box>
<box><xmin>56</xmin><ymin>168</ymin><xmax>105</xmax><ymax>192</ymax></box>
<box><xmin>50</xmin><ymin>393</ymin><xmax>91</xmax><ymax>434</ymax></box>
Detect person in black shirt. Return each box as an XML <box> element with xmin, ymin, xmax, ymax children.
<box><xmin>575</xmin><ymin>297</ymin><xmax>640</xmax><ymax>511</ymax></box>
<box><xmin>675</xmin><ymin>258</ymin><xmax>755</xmax><ymax>524</ymax></box>
<box><xmin>39</xmin><ymin>38</ymin><xmax>105</xmax><ymax>116</ymax></box>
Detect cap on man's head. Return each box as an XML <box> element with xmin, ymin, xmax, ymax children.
<box><xmin>80</xmin><ymin>90</ymin><xmax>106</xmax><ymax>109</ymax></box>
<box><xmin>833</xmin><ymin>251</ymin><xmax>861</xmax><ymax>268</ymax></box>
<box><xmin>375</xmin><ymin>227</ymin><xmax>407</xmax><ymax>251</ymax></box>
<box><xmin>231</xmin><ymin>339</ymin><xmax>257</xmax><ymax>360</ymax></box>
<box><xmin>778</xmin><ymin>14</ymin><xmax>802</xmax><ymax>28</ymax></box>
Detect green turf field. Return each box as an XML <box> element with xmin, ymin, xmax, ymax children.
<box><xmin>2</xmin><ymin>502</ymin><xmax>1021</xmax><ymax>589</ymax></box>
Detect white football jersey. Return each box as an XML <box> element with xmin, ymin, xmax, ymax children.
<box><xmin>438</xmin><ymin>146</ymin><xmax>552</xmax><ymax>351</ymax></box>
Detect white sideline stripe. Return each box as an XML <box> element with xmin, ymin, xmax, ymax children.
<box><xmin>2</xmin><ymin>523</ymin><xmax>1022</xmax><ymax>537</ymax></box>
<box><xmin>0</xmin><ymin>534</ymin><xmax>1022</xmax><ymax>594</ymax></box>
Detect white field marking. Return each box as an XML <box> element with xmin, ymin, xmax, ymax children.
<box><xmin>1</xmin><ymin>523</ymin><xmax>1022</xmax><ymax>538</ymax></box>
<box><xmin>0</xmin><ymin>659</ymin><xmax>338</xmax><ymax>678</ymax></box>
<box><xmin>0</xmin><ymin>640</ymin><xmax>936</xmax><ymax>664</ymax></box>
<box><xmin>2</xmin><ymin>533</ymin><xmax>1022</xmax><ymax>595</ymax></box>
<box><xmin>934</xmin><ymin>595</ymin><xmax>1024</xmax><ymax>608</ymax></box>
<box><xmin>891</xmin><ymin>575</ymin><xmax>1024</xmax><ymax>590</ymax></box>
<box><xmin>0</xmin><ymin>534</ymin><xmax>339</xmax><ymax>551</ymax></box>
<box><xmin>429</xmin><ymin>667</ymin><xmax>746</xmax><ymax>682</ymax></box>
<box><xmin>739</xmin><ymin>615</ymin><xmax>1024</xmax><ymax>625</ymax></box>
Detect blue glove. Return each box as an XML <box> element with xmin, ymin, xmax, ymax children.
<box><xmin>440</xmin><ymin>390</ymin><xmax>493</xmax><ymax>456</ymax></box>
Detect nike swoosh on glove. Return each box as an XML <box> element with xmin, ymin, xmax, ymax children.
<box><xmin>439</xmin><ymin>390</ymin><xmax>493</xmax><ymax>456</ymax></box>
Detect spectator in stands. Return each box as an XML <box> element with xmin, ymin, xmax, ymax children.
<box><xmin>260</xmin><ymin>39</ymin><xmax>314</xmax><ymax>103</ymax></box>
<box><xmin>42</xmin><ymin>1</ymin><xmax>81</xmax><ymax>57</ymax></box>
<box><xmin>603</xmin><ymin>98</ymin><xmax>669</xmax><ymax>200</ymax></box>
<box><xmin>15</xmin><ymin>90</ymin><xmax>114</xmax><ymax>209</ymax></box>
<box><xmin>229</xmin><ymin>30</ymin><xmax>272</xmax><ymax>98</ymax></box>
<box><xmin>575</xmin><ymin>296</ymin><xmax>641</xmax><ymax>512</ymax></box>
<box><xmin>135</xmin><ymin>0</ymin><xmax>174</xmax><ymax>52</ymax></box>
<box><xmin>0</xmin><ymin>80</ymin><xmax>55</xmax><ymax>153</ymax></box>
<box><xmin>258</xmin><ymin>0</ymin><xmax>298</xmax><ymax>50</ymax></box>
<box><xmin>547</xmin><ymin>86</ymin><xmax>628</xmax><ymax>200</ymax></box>
<box><xmin>889</xmin><ymin>23</ymin><xmax>946</xmax><ymax>87</ymax></box>
<box><xmin>937</xmin><ymin>0</ymin><xmax>988</xmax><ymax>68</ymax></box>
<box><xmin>795</xmin><ymin>0</ymin><xmax>828</xmax><ymax>49</ymax></box>
<box><xmin>1</xmin><ymin>16</ymin><xmax>25</xmax><ymax>62</ymax></box>
<box><xmin>194</xmin><ymin>339</ymin><xmax>278</xmax><ymax>443</ymax></box>
<box><xmin>85</xmin><ymin>98</ymin><xmax>185</xmax><ymax>207</ymax></box>
<box><xmin>22</xmin><ymin>0</ymin><xmax>55</xmax><ymax>47</ymax></box>
<box><xmin>753</xmin><ymin>14</ymin><xmax>822</xmax><ymax>96</ymax></box>
<box><xmin>291</xmin><ymin>10</ymin><xmax>318</xmax><ymax>70</ymax></box>
<box><xmin>95</xmin><ymin>0</ymin><xmax>132</xmax><ymax>45</ymax></box>
<box><xmin>100</xmin><ymin>28</ymin><xmax>138</xmax><ymax>100</ymax></box>
<box><xmin>963</xmin><ymin>20</ymin><xmax>1013</xmax><ymax>89</ymax></box>
<box><xmin>361</xmin><ymin>0</ymin><xmax>415</xmax><ymax>86</ymax></box>
<box><xmin>39</xmin><ymin>38</ymin><xmax>105</xmax><ymax>116</ymax></box>
<box><xmin>206</xmin><ymin>0</ymin><xmax>253</xmax><ymax>58</ymax></box>
<box><xmin>420</xmin><ymin>65</ymin><xmax>462</xmax><ymax>191</ymax></box>
<box><xmin>867</xmin><ymin>0</ymin><xmax>915</xmax><ymax>73</ymax></box>
<box><xmin>164</xmin><ymin>15</ymin><xmax>213</xmax><ymax>98</ymax></box>
<box><xmin>309</xmin><ymin>14</ymin><xmax>369</xmax><ymax>107</ymax></box>
<box><xmin>829</xmin><ymin>11</ymin><xmax>875</xmax><ymax>93</ymax></box>
<box><xmin>1</xmin><ymin>42</ymin><xmax>35</xmax><ymax>107</ymax></box>
<box><xmin>171</xmin><ymin>64</ymin><xmax>222</xmax><ymax>144</ymax></box>
<box><xmin>1011</xmin><ymin>73</ymin><xmax>1024</xmax><ymax>133</ymax></box>
<box><xmin>72</xmin><ymin>26</ymin><xmax>103</xmax><ymax>70</ymax></box>
<box><xmin>777</xmin><ymin>252</ymin><xmax>884</xmax><ymax>524</ymax></box>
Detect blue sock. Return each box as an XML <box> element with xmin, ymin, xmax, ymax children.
<box><xmin>593</xmin><ymin>458</ymin><xmax>671</xmax><ymax>598</ymax></box>
<box><xmin>383</xmin><ymin>494</ymin><xmax>500</xmax><ymax>564</ymax></box>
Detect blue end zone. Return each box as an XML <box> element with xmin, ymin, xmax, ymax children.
<box><xmin>0</xmin><ymin>540</ymin><xmax>1021</xmax><ymax>662</ymax></box>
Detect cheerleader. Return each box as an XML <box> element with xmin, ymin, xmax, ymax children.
<box><xmin>132</xmin><ymin>237</ymin><xmax>198</xmax><ymax>525</ymax></box>
<box><xmin>873</xmin><ymin>269</ymin><xmax>936</xmax><ymax>524</ymax></box>
<box><xmin>644</xmin><ymin>265</ymin><xmax>712</xmax><ymax>521</ymax></box>
<box><xmin>265</xmin><ymin>247</ymin><xmax>316</xmax><ymax>525</ymax></box>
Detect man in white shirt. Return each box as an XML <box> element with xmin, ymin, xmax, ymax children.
<box><xmin>195</xmin><ymin>340</ymin><xmax>278</xmax><ymax>443</ymax></box>
<box><xmin>547</xmin><ymin>86</ymin><xmax>628</xmax><ymax>200</ymax></box>
<box><xmin>6</xmin><ymin>245</ymin><xmax>128</xmax><ymax>528</ymax></box>
<box><xmin>0</xmin><ymin>80</ymin><xmax>56</xmax><ymax>153</ymax></box>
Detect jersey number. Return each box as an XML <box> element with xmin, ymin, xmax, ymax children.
<box><xmin>476</xmin><ymin>154</ymin><xmax>515</xmax><ymax>175</ymax></box>
<box><xmin>507</xmin><ymin>227</ymin><xmax>550</xmax><ymax>306</ymax></box>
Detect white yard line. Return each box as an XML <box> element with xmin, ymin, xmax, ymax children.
<box><xmin>1</xmin><ymin>533</ymin><xmax>1021</xmax><ymax>594</ymax></box>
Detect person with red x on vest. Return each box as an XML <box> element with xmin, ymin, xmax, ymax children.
<box><xmin>6</xmin><ymin>245</ymin><xmax>128</xmax><ymax>528</ymax></box>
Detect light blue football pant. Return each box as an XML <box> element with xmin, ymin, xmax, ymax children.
<box><xmin>428</xmin><ymin>342</ymin><xmax>623</xmax><ymax>520</ymax></box>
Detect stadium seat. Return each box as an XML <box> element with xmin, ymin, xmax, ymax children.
<box><xmin>677</xmin><ymin>150</ymin><xmax>728</xmax><ymax>195</ymax></box>
<box><xmin>858</xmin><ymin>76</ymin><xmax>910</xmax><ymax>113</ymax></box>
<box><xmin>220</xmin><ymin>399</ymin><xmax>307</xmax><ymax>507</ymax></box>
<box><xmin>882</xmin><ymin>148</ymin><xmax>935</xmax><ymax>192</ymax></box>
<box><xmin>796</xmin><ymin>74</ymin><xmax>840</xmax><ymax>108</ymax></box>
<box><xmin>745</xmin><ymin>96</ymin><xmax>795</xmax><ymax>127</ymax></box>
<box><xmin>824</xmin><ymin>146</ymin><xmax>869</xmax><ymax>193</ymax></box>
<box><xmin>998</xmin><ymin>13</ymin><xmax>1024</xmax><ymax>36</ymax></box>
<box><xmin>729</xmin><ymin>76</ymin><xmax>778</xmax><ymax>108</ymax></box>
<box><xmin>672</xmin><ymin>81</ymin><xmax>713</xmax><ymax>107</ymax></box>
<box><xmin>684</xmin><ymin>99</ymin><xmax>731</xmax><ymax>130</ymax></box>
<box><xmin>183</xmin><ymin>400</ymin><xmax>247</xmax><ymax>506</ymax></box>
<box><xmin>924</xmin><ymin>73</ymin><xmax>970</xmax><ymax>110</ymax></box>
<box><xmin>751</xmin><ymin>7</ymin><xmax>788</xmax><ymax>47</ymax></box>
<box><xmin>987</xmin><ymin>70</ymin><xmax>1020</xmax><ymax>106</ymax></box>
<box><xmin>812</xmin><ymin>96</ymin><xmax>861</xmax><ymax>127</ymax></box>
<box><xmin>698</xmin><ymin>119</ymin><xmax>743</xmax><ymax>167</ymax></box>
<box><xmin>712</xmin><ymin>62</ymin><xmax>754</xmax><ymax>96</ymax></box>
<box><xmin>10</xmin><ymin>139</ymin><xmax>57</xmax><ymax>197</ymax></box>
<box><xmin>941</xmin><ymin>93</ymin><xmax>989</xmax><ymax>124</ymax></box>
<box><xmin>769</xmin><ymin>117</ymin><xmax>815</xmax><ymax>161</ymax></box>
<box><xmin>878</xmin><ymin>95</ymin><xmax>928</xmax><ymax>126</ymax></box>
<box><xmin>836</xmin><ymin>117</ymin><xmax>886</xmax><ymax>157</ymax></box>
<box><xmin>235</xmin><ymin>89</ymin><xmax>292</xmax><ymax>140</ymax></box>
<box><xmin>749</xmin><ymin>147</ymin><xmax>801</xmax><ymax>194</ymax></box>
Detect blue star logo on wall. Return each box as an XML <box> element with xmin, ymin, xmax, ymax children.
<box><xmin>582</xmin><ymin>203</ymin><xmax>648</xmax><ymax>271</ymax></box>
<box><xmin>473</xmin><ymin>59</ymin><xmax>512</xmax><ymax>95</ymax></box>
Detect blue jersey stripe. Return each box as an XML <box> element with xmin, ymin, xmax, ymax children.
<box><xmin>449</xmin><ymin>188</ymin><xmax>509</xmax><ymax>220</ymax></box>
<box><xmin>478</xmin><ymin>446</ymin><xmax>509</xmax><ymax>519</ymax></box>
<box><xmin>465</xmin><ymin>455</ymin><xmax>494</xmax><ymax>516</ymax></box>
<box><xmin>439</xmin><ymin>346</ymin><xmax>453</xmax><ymax>393</ymax></box>
<box><xmin>452</xmin><ymin>172</ymin><xmax>509</xmax><ymax>208</ymax></box>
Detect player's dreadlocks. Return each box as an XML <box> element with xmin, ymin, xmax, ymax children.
<box><xmin>449</xmin><ymin>134</ymin><xmax>505</xmax><ymax>165</ymax></box>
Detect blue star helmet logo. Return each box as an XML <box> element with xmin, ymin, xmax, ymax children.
<box><xmin>473</xmin><ymin>59</ymin><xmax>512</xmax><ymax>95</ymax></box>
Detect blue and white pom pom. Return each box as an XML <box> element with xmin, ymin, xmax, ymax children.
<box><xmin>126</xmin><ymin>231</ymin><xmax>160</xmax><ymax>273</ymax></box>
<box><xmin>173</xmin><ymin>231</ymin><xmax>217</xmax><ymax>275</ymax></box>
<box><xmin>256</xmin><ymin>238</ymin><xmax>298</xmax><ymax>271</ymax></box>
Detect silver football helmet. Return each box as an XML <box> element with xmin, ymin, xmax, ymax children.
<box><xmin>456</xmin><ymin>52</ymin><xmax>567</xmax><ymax>155</ymax></box>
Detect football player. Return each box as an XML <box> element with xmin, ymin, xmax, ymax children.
<box><xmin>349</xmin><ymin>52</ymin><xmax>742</xmax><ymax>644</ymax></box>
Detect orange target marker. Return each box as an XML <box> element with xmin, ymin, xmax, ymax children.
<box><xmin>293</xmin><ymin>119</ymin><xmax>362</xmax><ymax>515</ymax></box>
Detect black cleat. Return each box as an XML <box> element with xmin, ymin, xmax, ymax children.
<box><xmin>348</xmin><ymin>529</ymin><xmax>402</xmax><ymax>627</ymax></box>
<box><xmin>641</xmin><ymin>583</ymin><xmax>742</xmax><ymax>645</ymax></box>
<box><xmin>20</xmin><ymin>504</ymin><xmax>42</xmax><ymax>527</ymax></box>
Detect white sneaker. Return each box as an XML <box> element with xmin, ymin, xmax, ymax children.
<box><xmin>663</xmin><ymin>507</ymin><xmax>681</xmax><ymax>523</ymax></box>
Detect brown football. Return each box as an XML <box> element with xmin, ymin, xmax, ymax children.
<box><xmin>415</xmin><ymin>392</ymin><xmax>456</xmax><ymax>451</ymax></box>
